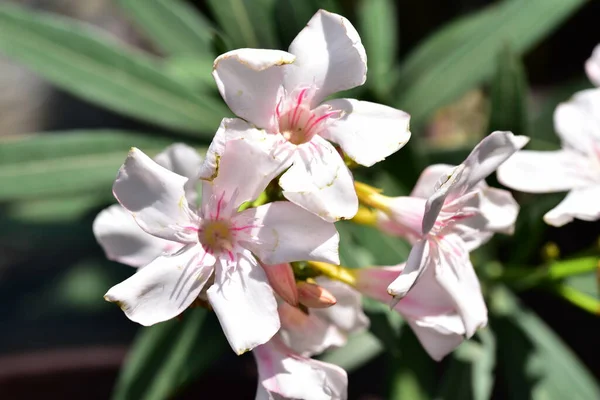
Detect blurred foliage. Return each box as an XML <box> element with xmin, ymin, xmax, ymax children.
<box><xmin>0</xmin><ymin>0</ymin><xmax>598</xmax><ymax>399</ymax></box>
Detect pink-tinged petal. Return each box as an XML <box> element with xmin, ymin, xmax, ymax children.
<box><xmin>213</xmin><ymin>49</ymin><xmax>295</xmax><ymax>129</ymax></box>
<box><xmin>93</xmin><ymin>204</ymin><xmax>181</xmax><ymax>268</ymax></box>
<box><xmin>208</xmin><ymin>131</ymin><xmax>293</xmax><ymax>209</ymax></box>
<box><xmin>240</xmin><ymin>200</ymin><xmax>340</xmax><ymax>265</ymax></box>
<box><xmin>285</xmin><ymin>10</ymin><xmax>367</xmax><ymax>106</ymax></box>
<box><xmin>387</xmin><ymin>239</ymin><xmax>431</xmax><ymax>300</ymax></box>
<box><xmin>585</xmin><ymin>44</ymin><xmax>600</xmax><ymax>87</ymax></box>
<box><xmin>208</xmin><ymin>252</ymin><xmax>280</xmax><ymax>354</ymax></box>
<box><xmin>263</xmin><ymin>263</ymin><xmax>299</xmax><ymax>306</ymax></box>
<box><xmin>320</xmin><ymin>99</ymin><xmax>411</xmax><ymax>167</ymax></box>
<box><xmin>434</xmin><ymin>235</ymin><xmax>487</xmax><ymax>338</ymax></box>
<box><xmin>104</xmin><ymin>244</ymin><xmax>215</xmax><ymax>326</ymax></box>
<box><xmin>554</xmin><ymin>88</ymin><xmax>600</xmax><ymax>155</ymax></box>
<box><xmin>355</xmin><ymin>265</ymin><xmax>405</xmax><ymax>304</ymax></box>
<box><xmin>112</xmin><ymin>148</ymin><xmax>196</xmax><ymax>242</ymax></box>
<box><xmin>154</xmin><ymin>143</ymin><xmax>203</xmax><ymax>206</ymax></box>
<box><xmin>497</xmin><ymin>150</ymin><xmax>594</xmax><ymax>193</ymax></box>
<box><xmin>422</xmin><ymin>164</ymin><xmax>466</xmax><ymax>234</ymax></box>
<box><xmin>278</xmin><ymin>302</ymin><xmax>346</xmax><ymax>357</ymax></box>
<box><xmin>408</xmin><ymin>317</ymin><xmax>465</xmax><ymax>361</ymax></box>
<box><xmin>198</xmin><ymin>118</ymin><xmax>249</xmax><ymax>182</ymax></box>
<box><xmin>254</xmin><ymin>336</ymin><xmax>348</xmax><ymax>400</ymax></box>
<box><xmin>312</xmin><ymin>277</ymin><xmax>369</xmax><ymax>334</ymax></box>
<box><xmin>411</xmin><ymin>164</ymin><xmax>454</xmax><ymax>199</ymax></box>
<box><xmin>543</xmin><ymin>186</ymin><xmax>600</xmax><ymax>227</ymax></box>
<box><xmin>279</xmin><ymin>135</ymin><xmax>358</xmax><ymax>222</ymax></box>
<box><xmin>376</xmin><ymin>196</ymin><xmax>426</xmax><ymax>242</ymax></box>
<box><xmin>477</xmin><ymin>186</ymin><xmax>519</xmax><ymax>235</ymax></box>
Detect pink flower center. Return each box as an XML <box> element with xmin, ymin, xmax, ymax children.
<box><xmin>276</xmin><ymin>88</ymin><xmax>339</xmax><ymax>145</ymax></box>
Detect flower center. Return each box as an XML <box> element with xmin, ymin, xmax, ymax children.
<box><xmin>199</xmin><ymin>219</ymin><xmax>234</xmax><ymax>254</ymax></box>
<box><xmin>276</xmin><ymin>88</ymin><xmax>339</xmax><ymax>145</ymax></box>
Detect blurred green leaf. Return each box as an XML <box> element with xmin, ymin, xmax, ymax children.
<box><xmin>388</xmin><ymin>328</ymin><xmax>436</xmax><ymax>400</ymax></box>
<box><xmin>319</xmin><ymin>331</ymin><xmax>382</xmax><ymax>372</ymax></box>
<box><xmin>566</xmin><ymin>271</ymin><xmax>599</xmax><ymax>299</ymax></box>
<box><xmin>491</xmin><ymin>286</ymin><xmax>600</xmax><ymax>400</ymax></box>
<box><xmin>488</xmin><ymin>45</ymin><xmax>529</xmax><ymax>135</ymax></box>
<box><xmin>164</xmin><ymin>55</ymin><xmax>216</xmax><ymax>92</ymax></box>
<box><xmin>275</xmin><ymin>0</ymin><xmax>317</xmax><ymax>47</ymax></box>
<box><xmin>0</xmin><ymin>4</ymin><xmax>227</xmax><ymax>134</ymax></box>
<box><xmin>112</xmin><ymin>309</ymin><xmax>228</xmax><ymax>400</ymax></box>
<box><xmin>207</xmin><ymin>0</ymin><xmax>278</xmax><ymax>49</ymax></box>
<box><xmin>396</xmin><ymin>0</ymin><xmax>586</xmax><ymax>127</ymax></box>
<box><xmin>357</xmin><ymin>0</ymin><xmax>398</xmax><ymax>100</ymax></box>
<box><xmin>437</xmin><ymin>329</ymin><xmax>496</xmax><ymax>400</ymax></box>
<box><xmin>117</xmin><ymin>0</ymin><xmax>214</xmax><ymax>57</ymax></box>
<box><xmin>6</xmin><ymin>194</ymin><xmax>109</xmax><ymax>222</ymax></box>
<box><xmin>0</xmin><ymin>130</ymin><xmax>175</xmax><ymax>200</ymax></box>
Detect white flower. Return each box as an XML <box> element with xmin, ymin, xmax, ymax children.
<box><xmin>208</xmin><ymin>10</ymin><xmax>411</xmax><ymax>222</ymax></box>
<box><xmin>278</xmin><ymin>277</ymin><xmax>369</xmax><ymax>357</ymax></box>
<box><xmin>585</xmin><ymin>44</ymin><xmax>600</xmax><ymax>87</ymax></box>
<box><xmin>253</xmin><ymin>335</ymin><xmax>348</xmax><ymax>400</ymax></box>
<box><xmin>102</xmin><ymin>137</ymin><xmax>339</xmax><ymax>355</ymax></box>
<box><xmin>498</xmin><ymin>90</ymin><xmax>600</xmax><ymax>226</ymax></box>
<box><xmin>363</xmin><ymin>131</ymin><xmax>527</xmax><ymax>360</ymax></box>
<box><xmin>93</xmin><ymin>144</ymin><xmax>201</xmax><ymax>267</ymax></box>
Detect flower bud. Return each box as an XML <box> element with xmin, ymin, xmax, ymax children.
<box><xmin>297</xmin><ymin>281</ymin><xmax>337</xmax><ymax>308</ymax></box>
<box><xmin>263</xmin><ymin>263</ymin><xmax>299</xmax><ymax>306</ymax></box>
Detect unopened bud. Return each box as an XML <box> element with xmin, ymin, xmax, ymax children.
<box><xmin>263</xmin><ymin>263</ymin><xmax>299</xmax><ymax>306</ymax></box>
<box><xmin>297</xmin><ymin>281</ymin><xmax>337</xmax><ymax>308</ymax></box>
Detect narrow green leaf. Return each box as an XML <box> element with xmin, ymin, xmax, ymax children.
<box><xmin>112</xmin><ymin>310</ymin><xmax>228</xmax><ymax>400</ymax></box>
<box><xmin>207</xmin><ymin>0</ymin><xmax>278</xmax><ymax>49</ymax></box>
<box><xmin>488</xmin><ymin>44</ymin><xmax>529</xmax><ymax>135</ymax></box>
<box><xmin>437</xmin><ymin>329</ymin><xmax>496</xmax><ymax>400</ymax></box>
<box><xmin>491</xmin><ymin>286</ymin><xmax>600</xmax><ymax>400</ymax></box>
<box><xmin>357</xmin><ymin>0</ymin><xmax>398</xmax><ymax>99</ymax></box>
<box><xmin>0</xmin><ymin>4</ymin><xmax>227</xmax><ymax>134</ymax></box>
<box><xmin>396</xmin><ymin>0</ymin><xmax>586</xmax><ymax>127</ymax></box>
<box><xmin>117</xmin><ymin>0</ymin><xmax>214</xmax><ymax>57</ymax></box>
<box><xmin>0</xmin><ymin>130</ymin><xmax>174</xmax><ymax>200</ymax></box>
<box><xmin>164</xmin><ymin>55</ymin><xmax>216</xmax><ymax>92</ymax></box>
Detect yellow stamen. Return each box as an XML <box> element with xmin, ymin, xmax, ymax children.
<box><xmin>352</xmin><ymin>206</ymin><xmax>378</xmax><ymax>226</ymax></box>
<box><xmin>354</xmin><ymin>181</ymin><xmax>390</xmax><ymax>212</ymax></box>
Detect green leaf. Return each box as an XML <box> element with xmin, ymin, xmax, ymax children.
<box><xmin>0</xmin><ymin>130</ymin><xmax>175</xmax><ymax>200</ymax></box>
<box><xmin>274</xmin><ymin>0</ymin><xmax>343</xmax><ymax>48</ymax></box>
<box><xmin>112</xmin><ymin>310</ymin><xmax>229</xmax><ymax>400</ymax></box>
<box><xmin>357</xmin><ymin>0</ymin><xmax>398</xmax><ymax>99</ymax></box>
<box><xmin>0</xmin><ymin>4</ymin><xmax>227</xmax><ymax>134</ymax></box>
<box><xmin>565</xmin><ymin>272</ymin><xmax>599</xmax><ymax>300</ymax></box>
<box><xmin>437</xmin><ymin>329</ymin><xmax>496</xmax><ymax>400</ymax></box>
<box><xmin>319</xmin><ymin>331</ymin><xmax>383</xmax><ymax>372</ymax></box>
<box><xmin>491</xmin><ymin>286</ymin><xmax>600</xmax><ymax>400</ymax></box>
<box><xmin>207</xmin><ymin>0</ymin><xmax>278</xmax><ymax>49</ymax></box>
<box><xmin>164</xmin><ymin>56</ymin><xmax>216</xmax><ymax>92</ymax></box>
<box><xmin>117</xmin><ymin>0</ymin><xmax>214</xmax><ymax>57</ymax></box>
<box><xmin>488</xmin><ymin>44</ymin><xmax>529</xmax><ymax>135</ymax></box>
<box><xmin>396</xmin><ymin>0</ymin><xmax>586</xmax><ymax>127</ymax></box>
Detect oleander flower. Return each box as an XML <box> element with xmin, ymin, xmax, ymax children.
<box><xmin>498</xmin><ymin>46</ymin><xmax>600</xmax><ymax>226</ymax></box>
<box><xmin>206</xmin><ymin>9</ymin><xmax>411</xmax><ymax>222</ymax></box>
<box><xmin>102</xmin><ymin>135</ymin><xmax>339</xmax><ymax>355</ymax></box>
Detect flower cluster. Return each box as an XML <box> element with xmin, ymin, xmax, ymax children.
<box><xmin>91</xmin><ymin>9</ymin><xmax>575</xmax><ymax>400</ymax></box>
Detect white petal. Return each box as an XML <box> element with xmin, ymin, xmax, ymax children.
<box><xmin>154</xmin><ymin>143</ymin><xmax>203</xmax><ymax>206</ymax></box>
<box><xmin>93</xmin><ymin>204</ymin><xmax>180</xmax><ymax>268</ymax></box>
<box><xmin>497</xmin><ymin>149</ymin><xmax>593</xmax><ymax>193</ymax></box>
<box><xmin>279</xmin><ymin>136</ymin><xmax>358</xmax><ymax>222</ymax></box>
<box><xmin>422</xmin><ymin>164</ymin><xmax>466</xmax><ymax>234</ymax></box>
<box><xmin>199</xmin><ymin>118</ymin><xmax>248</xmax><ymax>182</ymax></box>
<box><xmin>355</xmin><ymin>265</ymin><xmax>405</xmax><ymax>303</ymax></box>
<box><xmin>213</xmin><ymin>49</ymin><xmax>295</xmax><ymax>129</ymax></box>
<box><xmin>208</xmin><ymin>253</ymin><xmax>280</xmax><ymax>354</ymax></box>
<box><xmin>254</xmin><ymin>336</ymin><xmax>348</xmax><ymax>400</ymax></box>
<box><xmin>387</xmin><ymin>239</ymin><xmax>430</xmax><ymax>299</ymax></box>
<box><xmin>278</xmin><ymin>302</ymin><xmax>346</xmax><ymax>357</ymax></box>
<box><xmin>104</xmin><ymin>245</ymin><xmax>215</xmax><ymax>326</ymax></box>
<box><xmin>543</xmin><ymin>186</ymin><xmax>600</xmax><ymax>227</ymax></box>
<box><xmin>461</xmin><ymin>131</ymin><xmax>530</xmax><ymax>188</ymax></box>
<box><xmin>112</xmin><ymin>148</ymin><xmax>196</xmax><ymax>242</ymax></box>
<box><xmin>554</xmin><ymin>88</ymin><xmax>600</xmax><ymax>155</ymax></box>
<box><xmin>377</xmin><ymin>196</ymin><xmax>426</xmax><ymax>241</ymax></box>
<box><xmin>585</xmin><ymin>44</ymin><xmax>600</xmax><ymax>87</ymax></box>
<box><xmin>240</xmin><ymin>201</ymin><xmax>340</xmax><ymax>265</ymax></box>
<box><xmin>477</xmin><ymin>186</ymin><xmax>519</xmax><ymax>235</ymax></box>
<box><xmin>312</xmin><ymin>277</ymin><xmax>369</xmax><ymax>334</ymax></box>
<box><xmin>434</xmin><ymin>235</ymin><xmax>487</xmax><ymax>338</ymax></box>
<box><xmin>285</xmin><ymin>10</ymin><xmax>366</xmax><ymax>106</ymax></box>
<box><xmin>320</xmin><ymin>99</ymin><xmax>411</xmax><ymax>167</ymax></box>
<box><xmin>207</xmin><ymin>130</ymin><xmax>293</xmax><ymax>209</ymax></box>
<box><xmin>408</xmin><ymin>317</ymin><xmax>465</xmax><ymax>361</ymax></box>
<box><xmin>411</xmin><ymin>164</ymin><xmax>454</xmax><ymax>199</ymax></box>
